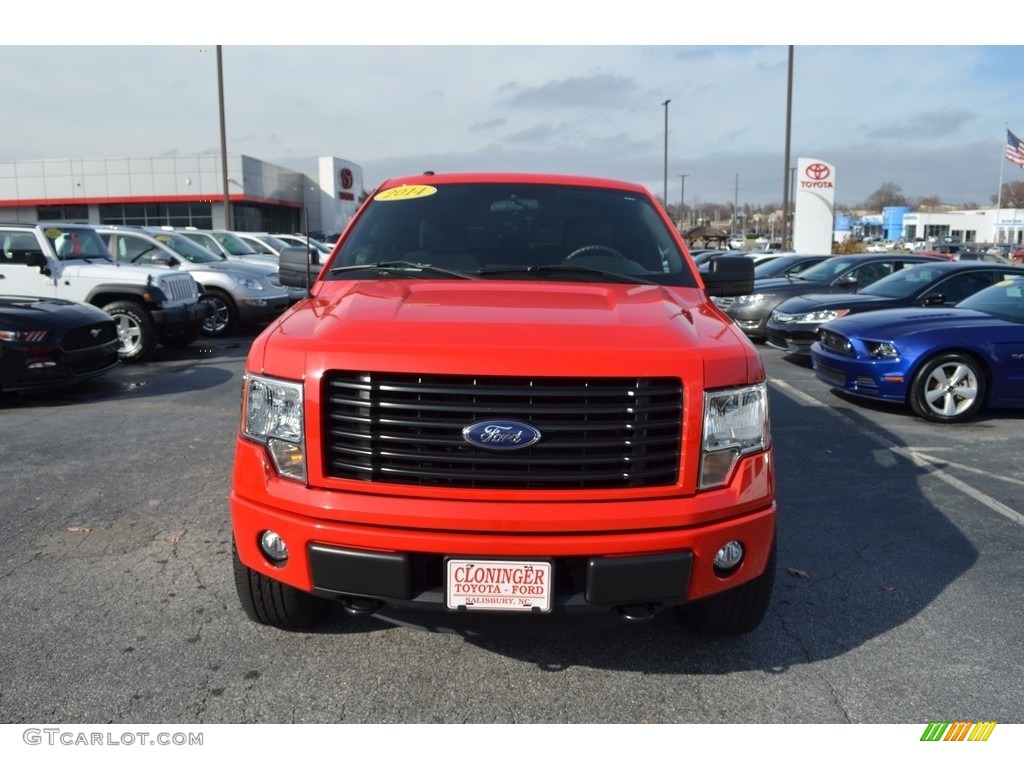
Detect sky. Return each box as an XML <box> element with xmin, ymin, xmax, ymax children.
<box><xmin>5</xmin><ymin>4</ymin><xmax>1024</xmax><ymax>210</ymax></box>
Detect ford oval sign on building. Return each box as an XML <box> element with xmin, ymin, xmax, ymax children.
<box><xmin>463</xmin><ymin>420</ymin><xmax>542</xmax><ymax>451</ymax></box>
<box><xmin>793</xmin><ymin>157</ymin><xmax>836</xmax><ymax>255</ymax></box>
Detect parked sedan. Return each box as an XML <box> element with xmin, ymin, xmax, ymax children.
<box><xmin>0</xmin><ymin>295</ymin><xmax>120</xmax><ymax>394</ymax></box>
<box><xmin>810</xmin><ymin>277</ymin><xmax>1024</xmax><ymax>423</ymax></box>
<box><xmin>718</xmin><ymin>253</ymin><xmax>945</xmax><ymax>340</ymax></box>
<box><xmin>766</xmin><ymin>262</ymin><xmax>1024</xmax><ymax>355</ymax></box>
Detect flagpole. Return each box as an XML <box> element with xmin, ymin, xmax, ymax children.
<box><xmin>995</xmin><ymin>124</ymin><xmax>1006</xmax><ymax>244</ymax></box>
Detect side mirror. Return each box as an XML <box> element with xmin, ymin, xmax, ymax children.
<box><xmin>278</xmin><ymin>245</ymin><xmax>321</xmax><ymax>289</ymax></box>
<box><xmin>26</xmin><ymin>251</ymin><xmax>51</xmax><ymax>276</ymax></box>
<box><xmin>703</xmin><ymin>255</ymin><xmax>754</xmax><ymax>297</ymax></box>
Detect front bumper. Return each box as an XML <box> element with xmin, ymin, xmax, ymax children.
<box><xmin>231</xmin><ymin>444</ymin><xmax>777</xmax><ymax>619</ymax></box>
<box><xmin>151</xmin><ymin>301</ymin><xmax>212</xmax><ymax>333</ymax></box>
<box><xmin>235</xmin><ymin>293</ymin><xmax>291</xmax><ymax>325</ymax></box>
<box><xmin>765</xmin><ymin>322</ymin><xmax>818</xmax><ymax>355</ymax></box>
<box><xmin>811</xmin><ymin>345</ymin><xmax>909</xmax><ymax>402</ymax></box>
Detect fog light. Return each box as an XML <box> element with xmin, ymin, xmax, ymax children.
<box><xmin>260</xmin><ymin>530</ymin><xmax>289</xmax><ymax>563</ymax></box>
<box><xmin>713</xmin><ymin>540</ymin><xmax>744</xmax><ymax>576</ymax></box>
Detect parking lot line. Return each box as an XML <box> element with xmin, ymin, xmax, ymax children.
<box><xmin>770</xmin><ymin>378</ymin><xmax>1024</xmax><ymax>529</ymax></box>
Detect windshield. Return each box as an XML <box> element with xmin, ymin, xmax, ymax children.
<box><xmin>213</xmin><ymin>232</ymin><xmax>260</xmax><ymax>255</ymax></box>
<box><xmin>154</xmin><ymin>233</ymin><xmax>224</xmax><ymax>264</ymax></box>
<box><xmin>754</xmin><ymin>255</ymin><xmax>806</xmax><ymax>278</ymax></box>
<box><xmin>956</xmin><ymin>278</ymin><xmax>1024</xmax><ymax>322</ymax></box>
<box><xmin>45</xmin><ymin>227</ymin><xmax>111</xmax><ymax>261</ymax></box>
<box><xmin>793</xmin><ymin>257</ymin><xmax>859</xmax><ymax>282</ymax></box>
<box><xmin>331</xmin><ymin>182</ymin><xmax>697</xmax><ymax>286</ymax></box>
<box><xmin>859</xmin><ymin>265</ymin><xmax>943</xmax><ymax>298</ymax></box>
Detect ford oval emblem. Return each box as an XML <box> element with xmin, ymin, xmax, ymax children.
<box><xmin>463</xmin><ymin>420</ymin><xmax>541</xmax><ymax>451</ymax></box>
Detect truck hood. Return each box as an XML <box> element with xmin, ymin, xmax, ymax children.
<box><xmin>251</xmin><ymin>280</ymin><xmax>761</xmax><ymax>386</ymax></box>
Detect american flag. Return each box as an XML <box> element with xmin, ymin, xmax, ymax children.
<box><xmin>1006</xmin><ymin>129</ymin><xmax>1024</xmax><ymax>170</ymax></box>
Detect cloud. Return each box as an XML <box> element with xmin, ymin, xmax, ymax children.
<box><xmin>503</xmin><ymin>73</ymin><xmax>641</xmax><ymax>110</ymax></box>
<box><xmin>867</xmin><ymin>110</ymin><xmax>976</xmax><ymax>140</ymax></box>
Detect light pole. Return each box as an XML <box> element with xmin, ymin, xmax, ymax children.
<box><xmin>780</xmin><ymin>45</ymin><xmax>794</xmax><ymax>252</ymax></box>
<box><xmin>217</xmin><ymin>45</ymin><xmax>231</xmax><ymax>229</ymax></box>
<box><xmin>678</xmin><ymin>174</ymin><xmax>688</xmax><ymax>231</ymax></box>
<box><xmin>662</xmin><ymin>99</ymin><xmax>671</xmax><ymax>209</ymax></box>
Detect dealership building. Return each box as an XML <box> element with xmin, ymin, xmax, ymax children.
<box><xmin>0</xmin><ymin>154</ymin><xmax>364</xmax><ymax>237</ymax></box>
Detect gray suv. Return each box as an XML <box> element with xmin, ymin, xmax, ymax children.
<box><xmin>97</xmin><ymin>227</ymin><xmax>290</xmax><ymax>337</ymax></box>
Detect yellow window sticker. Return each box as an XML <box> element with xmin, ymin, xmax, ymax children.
<box><xmin>375</xmin><ymin>185</ymin><xmax>437</xmax><ymax>202</ymax></box>
<box><xmin>44</xmin><ymin>227</ymin><xmax>63</xmax><ymax>238</ymax></box>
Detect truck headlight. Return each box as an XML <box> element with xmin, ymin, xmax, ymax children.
<box><xmin>241</xmin><ymin>373</ymin><xmax>306</xmax><ymax>482</ymax></box>
<box><xmin>700</xmin><ymin>383</ymin><xmax>769</xmax><ymax>489</ymax></box>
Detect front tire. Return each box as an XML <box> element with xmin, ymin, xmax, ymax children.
<box><xmin>201</xmin><ymin>289</ymin><xmax>238</xmax><ymax>337</ymax></box>
<box><xmin>232</xmin><ymin>541</ymin><xmax>328</xmax><ymax>630</ymax></box>
<box><xmin>102</xmin><ymin>300</ymin><xmax>156</xmax><ymax>363</ymax></box>
<box><xmin>909</xmin><ymin>352</ymin><xmax>986</xmax><ymax>423</ymax></box>
<box><xmin>682</xmin><ymin>535</ymin><xmax>776</xmax><ymax>635</ymax></box>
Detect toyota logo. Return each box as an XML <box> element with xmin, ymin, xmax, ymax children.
<box><xmin>805</xmin><ymin>163</ymin><xmax>831</xmax><ymax>181</ymax></box>
<box><xmin>340</xmin><ymin>168</ymin><xmax>354</xmax><ymax>190</ymax></box>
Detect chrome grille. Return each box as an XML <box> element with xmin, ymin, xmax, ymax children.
<box><xmin>158</xmin><ymin>274</ymin><xmax>199</xmax><ymax>305</ymax></box>
<box><xmin>321</xmin><ymin>372</ymin><xmax>684</xmax><ymax>490</ymax></box>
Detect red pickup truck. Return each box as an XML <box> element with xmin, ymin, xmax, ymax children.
<box><xmin>230</xmin><ymin>172</ymin><xmax>776</xmax><ymax>635</ymax></box>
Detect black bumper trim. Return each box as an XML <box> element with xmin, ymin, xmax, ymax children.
<box><xmin>307</xmin><ymin>544</ymin><xmax>692</xmax><ymax>612</ymax></box>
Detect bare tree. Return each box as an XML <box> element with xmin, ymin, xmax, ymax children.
<box><xmin>991</xmin><ymin>181</ymin><xmax>1024</xmax><ymax>208</ymax></box>
<box><xmin>862</xmin><ymin>183</ymin><xmax>909</xmax><ymax>211</ymax></box>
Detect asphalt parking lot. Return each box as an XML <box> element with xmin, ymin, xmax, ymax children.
<box><xmin>1</xmin><ymin>332</ymin><xmax>1022</xmax><ymax>725</ymax></box>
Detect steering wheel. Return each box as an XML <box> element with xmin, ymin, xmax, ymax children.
<box><xmin>565</xmin><ymin>244</ymin><xmax>627</xmax><ymax>261</ymax></box>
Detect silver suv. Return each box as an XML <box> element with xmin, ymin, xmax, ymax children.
<box><xmin>0</xmin><ymin>222</ymin><xmax>208</xmax><ymax>362</ymax></box>
<box><xmin>97</xmin><ymin>227</ymin><xmax>290</xmax><ymax>337</ymax></box>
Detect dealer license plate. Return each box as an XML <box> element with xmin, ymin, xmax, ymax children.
<box><xmin>445</xmin><ymin>559</ymin><xmax>552</xmax><ymax>612</ymax></box>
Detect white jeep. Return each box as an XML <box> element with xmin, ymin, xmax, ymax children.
<box><xmin>0</xmin><ymin>223</ymin><xmax>209</xmax><ymax>362</ymax></box>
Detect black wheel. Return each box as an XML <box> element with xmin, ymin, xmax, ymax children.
<box><xmin>232</xmin><ymin>540</ymin><xmax>328</xmax><ymax>630</ymax></box>
<box><xmin>102</xmin><ymin>300</ymin><xmax>156</xmax><ymax>363</ymax></box>
<box><xmin>200</xmin><ymin>289</ymin><xmax>237</xmax><ymax>337</ymax></box>
<box><xmin>565</xmin><ymin>244</ymin><xmax>627</xmax><ymax>262</ymax></box>
<box><xmin>682</xmin><ymin>535</ymin><xmax>776</xmax><ymax>635</ymax></box>
<box><xmin>159</xmin><ymin>326</ymin><xmax>202</xmax><ymax>349</ymax></box>
<box><xmin>909</xmin><ymin>352</ymin><xmax>986</xmax><ymax>423</ymax></box>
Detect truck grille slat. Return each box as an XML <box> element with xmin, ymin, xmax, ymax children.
<box><xmin>321</xmin><ymin>372</ymin><xmax>683</xmax><ymax>490</ymax></box>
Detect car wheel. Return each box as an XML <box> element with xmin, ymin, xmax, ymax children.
<box><xmin>102</xmin><ymin>300</ymin><xmax>156</xmax><ymax>363</ymax></box>
<box><xmin>682</xmin><ymin>535</ymin><xmax>776</xmax><ymax>635</ymax></box>
<box><xmin>200</xmin><ymin>289</ymin><xmax>237</xmax><ymax>337</ymax></box>
<box><xmin>909</xmin><ymin>352</ymin><xmax>987</xmax><ymax>423</ymax></box>
<box><xmin>232</xmin><ymin>540</ymin><xmax>328</xmax><ymax>630</ymax></box>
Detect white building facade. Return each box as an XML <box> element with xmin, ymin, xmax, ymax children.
<box><xmin>900</xmin><ymin>208</ymin><xmax>1024</xmax><ymax>246</ymax></box>
<box><xmin>0</xmin><ymin>154</ymin><xmax>363</xmax><ymax>238</ymax></box>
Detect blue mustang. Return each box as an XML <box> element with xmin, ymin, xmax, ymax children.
<box><xmin>810</xmin><ymin>278</ymin><xmax>1024</xmax><ymax>422</ymax></box>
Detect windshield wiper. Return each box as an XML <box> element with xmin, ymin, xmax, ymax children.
<box><xmin>477</xmin><ymin>264</ymin><xmax>656</xmax><ymax>285</ymax></box>
<box><xmin>328</xmin><ymin>261</ymin><xmax>477</xmax><ymax>279</ymax></box>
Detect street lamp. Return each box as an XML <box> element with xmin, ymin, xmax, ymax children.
<box><xmin>662</xmin><ymin>99</ymin><xmax>671</xmax><ymax>209</ymax></box>
<box><xmin>780</xmin><ymin>45</ymin><xmax>794</xmax><ymax>253</ymax></box>
<box><xmin>678</xmin><ymin>174</ymin><xmax>688</xmax><ymax>231</ymax></box>
<box><xmin>217</xmin><ymin>45</ymin><xmax>231</xmax><ymax>229</ymax></box>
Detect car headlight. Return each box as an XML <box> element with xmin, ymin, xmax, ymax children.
<box><xmin>228</xmin><ymin>272</ymin><xmax>265</xmax><ymax>290</ymax></box>
<box><xmin>734</xmin><ymin>293</ymin><xmax>770</xmax><ymax>306</ymax></box>
<box><xmin>0</xmin><ymin>329</ymin><xmax>48</xmax><ymax>342</ymax></box>
<box><xmin>864</xmin><ymin>340</ymin><xmax>899</xmax><ymax>359</ymax></box>
<box><xmin>700</xmin><ymin>383</ymin><xmax>769</xmax><ymax>489</ymax></box>
<box><xmin>241</xmin><ymin>373</ymin><xmax>306</xmax><ymax>482</ymax></box>
<box><xmin>797</xmin><ymin>308</ymin><xmax>850</xmax><ymax>323</ymax></box>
